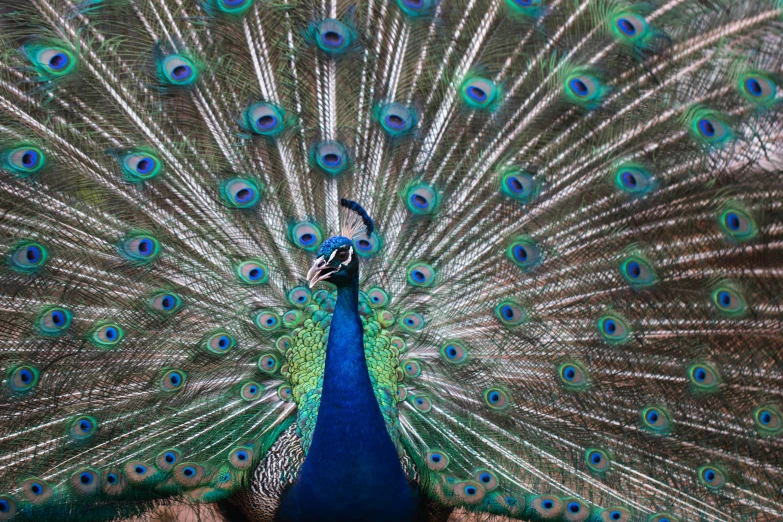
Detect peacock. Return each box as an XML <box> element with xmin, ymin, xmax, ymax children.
<box><xmin>0</xmin><ymin>0</ymin><xmax>782</xmax><ymax>521</ymax></box>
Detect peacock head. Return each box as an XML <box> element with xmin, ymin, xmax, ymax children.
<box><xmin>306</xmin><ymin>199</ymin><xmax>374</xmax><ymax>289</ymax></box>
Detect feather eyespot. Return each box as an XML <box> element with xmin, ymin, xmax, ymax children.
<box><xmin>159</xmin><ymin>55</ymin><xmax>198</xmax><ymax>86</ymax></box>
<box><xmin>21</xmin><ymin>478</ymin><xmax>53</xmax><ymax>504</ymax></box>
<box><xmin>473</xmin><ymin>469</ymin><xmax>498</xmax><ymax>491</ymax></box>
<box><xmin>313</xmin><ymin>19</ymin><xmax>356</xmax><ymax>54</ymax></box>
<box><xmin>399</xmin><ymin>311</ymin><xmax>424</xmax><ymax>332</ymax></box>
<box><xmin>641</xmin><ymin>406</ymin><xmax>672</xmax><ymax>434</ymax></box>
<box><xmin>738</xmin><ymin>72</ymin><xmax>777</xmax><ymax>105</ymax></box>
<box><xmin>2</xmin><ymin>146</ymin><xmax>46</xmax><ymax>177</ymax></box>
<box><xmin>563</xmin><ymin>499</ymin><xmax>589</xmax><ymax>522</ymax></box>
<box><xmin>565</xmin><ymin>74</ymin><xmax>606</xmax><ymax>108</ymax></box>
<box><xmin>597</xmin><ymin>314</ymin><xmax>630</xmax><ymax>343</ymax></box>
<box><xmin>405</xmin><ymin>183</ymin><xmax>439</xmax><ymax>214</ymax></box>
<box><xmin>244</xmin><ymin>102</ymin><xmax>286</xmax><ymax>136</ymax></box>
<box><xmin>9</xmin><ymin>241</ymin><xmax>48</xmax><ymax>272</ymax></box>
<box><xmin>411</xmin><ymin>395</ymin><xmax>432</xmax><ymax>412</ymax></box>
<box><xmin>585</xmin><ymin>449</ymin><xmax>610</xmax><ymax>472</ymax></box>
<box><xmin>254</xmin><ymin>311</ymin><xmax>280</xmax><ymax>332</ymax></box>
<box><xmin>532</xmin><ymin>495</ymin><xmax>563</xmax><ymax>518</ymax></box>
<box><xmin>600</xmin><ymin>507</ymin><xmax>631</xmax><ymax>522</ymax></box>
<box><xmin>24</xmin><ymin>44</ymin><xmax>78</xmax><ymax>78</ymax></box>
<box><xmin>9</xmin><ymin>365</ymin><xmax>40</xmax><ymax>393</ymax></box>
<box><xmin>354</xmin><ymin>232</ymin><xmax>382</xmax><ymax>257</ymax></box>
<box><xmin>718</xmin><ymin>207</ymin><xmax>757</xmax><ymax>242</ymax></box>
<box><xmin>156</xmin><ymin>449</ymin><xmax>181</xmax><ymax>471</ymax></box>
<box><xmin>174</xmin><ymin>463</ymin><xmax>206</xmax><ymax>486</ymax></box>
<box><xmin>258</xmin><ymin>354</ymin><xmax>279</xmax><ymax>373</ymax></box>
<box><xmin>483</xmin><ymin>388</ymin><xmax>510</xmax><ymax>409</ymax></box>
<box><xmin>612</xmin><ymin>13</ymin><xmax>647</xmax><ymax>40</ymax></box>
<box><xmin>507</xmin><ymin>237</ymin><xmax>541</xmax><ymax>270</ymax></box>
<box><xmin>753</xmin><ymin>405</ymin><xmax>782</xmax><ymax>436</ymax></box>
<box><xmin>558</xmin><ymin>361</ymin><xmax>589</xmax><ymax>389</ymax></box>
<box><xmin>290</xmin><ymin>222</ymin><xmax>323</xmax><ymax>251</ymax></box>
<box><xmin>120</xmin><ymin>152</ymin><xmax>162</xmax><ymax>181</ymax></box>
<box><xmin>461</xmin><ymin>77</ymin><xmax>500</xmax><ymax>109</ymax></box>
<box><xmin>687</xmin><ymin>362</ymin><xmax>720</xmax><ymax>391</ymax></box>
<box><xmin>276</xmin><ymin>335</ymin><xmax>293</xmax><ymax>352</ymax></box>
<box><xmin>70</xmin><ymin>415</ymin><xmax>97</xmax><ymax>441</ymax></box>
<box><xmin>366</xmin><ymin>287</ymin><xmax>390</xmax><ymax>308</ymax></box>
<box><xmin>0</xmin><ymin>495</ymin><xmax>17</xmax><ymax>518</ymax></box>
<box><xmin>684</xmin><ymin>107</ymin><xmax>733</xmax><ymax>146</ymax></box>
<box><xmin>236</xmin><ymin>260</ymin><xmax>268</xmax><ymax>284</ymax></box>
<box><xmin>148</xmin><ymin>292</ymin><xmax>182</xmax><ymax>314</ymax></box>
<box><xmin>277</xmin><ymin>384</ymin><xmax>293</xmax><ymax>401</ymax></box>
<box><xmin>229</xmin><ymin>447</ymin><xmax>254</xmax><ymax>469</ymax></box>
<box><xmin>38</xmin><ymin>306</ymin><xmax>72</xmax><ymax>336</ymax></box>
<box><xmin>425</xmin><ymin>450</ymin><xmax>449</xmax><ymax>470</ymax></box>
<box><xmin>407</xmin><ymin>262</ymin><xmax>436</xmax><ymax>287</ymax></box>
<box><xmin>454</xmin><ymin>481</ymin><xmax>486</xmax><ymax>504</ymax></box>
<box><xmin>402</xmin><ymin>359</ymin><xmax>422</xmax><ymax>378</ymax></box>
<box><xmin>390</xmin><ymin>337</ymin><xmax>406</xmax><ymax>353</ymax></box>
<box><xmin>241</xmin><ymin>381</ymin><xmax>263</xmax><ymax>401</ymax></box>
<box><xmin>698</xmin><ymin>465</ymin><xmax>726</xmax><ymax>490</ymax></box>
<box><xmin>711</xmin><ymin>286</ymin><xmax>746</xmax><ymax>316</ymax></box>
<box><xmin>204</xmin><ymin>332</ymin><xmax>236</xmax><ymax>354</ymax></box>
<box><xmin>614</xmin><ymin>165</ymin><xmax>654</xmax><ymax>195</ymax></box>
<box><xmin>619</xmin><ymin>256</ymin><xmax>656</xmax><ymax>286</ymax></box>
<box><xmin>287</xmin><ymin>287</ymin><xmax>312</xmax><ymax>308</ymax></box>
<box><xmin>500</xmin><ymin>170</ymin><xmax>537</xmax><ymax>202</ymax></box>
<box><xmin>90</xmin><ymin>322</ymin><xmax>124</xmax><ymax>348</ymax></box>
<box><xmin>120</xmin><ymin>233</ymin><xmax>160</xmax><ymax>264</ymax></box>
<box><xmin>440</xmin><ymin>341</ymin><xmax>468</xmax><ymax>364</ymax></box>
<box><xmin>161</xmin><ymin>369</ymin><xmax>186</xmax><ymax>392</ymax></box>
<box><xmin>649</xmin><ymin>513</ymin><xmax>678</xmax><ymax>522</ymax></box>
<box><xmin>378</xmin><ymin>102</ymin><xmax>417</xmax><ymax>136</ymax></box>
<box><xmin>221</xmin><ymin>178</ymin><xmax>262</xmax><ymax>208</ymax></box>
<box><xmin>495</xmin><ymin>301</ymin><xmax>525</xmax><ymax>327</ymax></box>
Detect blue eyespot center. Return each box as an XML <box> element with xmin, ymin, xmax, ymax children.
<box><xmin>135</xmin><ymin>465</ymin><xmax>146</xmax><ymax>474</ymax></box>
<box><xmin>698</xmin><ymin>118</ymin><xmax>715</xmax><ymax>137</ymax></box>
<box><xmin>621</xmin><ymin>171</ymin><xmax>637</xmax><ymax>188</ymax></box>
<box><xmin>759</xmin><ymin>410</ymin><xmax>772</xmax><ymax>425</ymax></box>
<box><xmin>107</xmin><ymin>473</ymin><xmax>118</xmax><ymax>484</ymax></box>
<box><xmin>161</xmin><ymin>296</ymin><xmax>175</xmax><ymax>310</ymax></box>
<box><xmin>506</xmin><ymin>176</ymin><xmax>524</xmax><ymax>193</ymax></box>
<box><xmin>694</xmin><ymin>368</ymin><xmax>707</xmax><ymax>382</ymax></box>
<box><xmin>80</xmin><ymin>472</ymin><xmax>93</xmax><ymax>484</ymax></box>
<box><xmin>357</xmin><ymin>239</ymin><xmax>372</xmax><ymax>251</ymax></box>
<box><xmin>218</xmin><ymin>336</ymin><xmax>230</xmax><ymax>349</ymax></box>
<box><xmin>237</xmin><ymin>451</ymin><xmax>248</xmax><ymax>461</ymax></box>
<box><xmin>467</xmin><ymin>86</ymin><xmax>487</xmax><ymax>102</ymax></box>
<box><xmin>299</xmin><ymin>233</ymin><xmax>315</xmax><ymax>246</ymax></box>
<box><xmin>725</xmin><ymin>212</ymin><xmax>740</xmax><ymax>230</ymax></box>
<box><xmin>480</xmin><ymin>473</ymin><xmax>491</xmax><ymax>483</ymax></box>
<box><xmin>321</xmin><ymin>31</ymin><xmax>344</xmax><ymax>48</ymax></box>
<box><xmin>138</xmin><ymin>239</ymin><xmax>153</xmax><ymax>256</ymax></box>
<box><xmin>603</xmin><ymin>319</ymin><xmax>616</xmax><ymax>334</ymax></box>
<box><xmin>610</xmin><ymin>511</ymin><xmax>621</xmax><ymax>520</ymax></box>
<box><xmin>465</xmin><ymin>485</ymin><xmax>477</xmax><ymax>495</ymax></box>
<box><xmin>446</xmin><ymin>346</ymin><xmax>457</xmax><ymax>358</ymax></box>
<box><xmin>31</xmin><ymin>483</ymin><xmax>42</xmax><ymax>495</ymax></box>
<box><xmin>568</xmin><ymin>502</ymin><xmax>580</xmax><ymax>513</ymax></box>
<box><xmin>542</xmin><ymin>499</ymin><xmax>554</xmax><ymax>510</ymax></box>
<box><xmin>172</xmin><ymin>65</ymin><xmax>192</xmax><ymax>81</ymax></box>
<box><xmin>616</xmin><ymin>18</ymin><xmax>636</xmax><ymax>36</ymax></box>
<box><xmin>411</xmin><ymin>194</ymin><xmax>429</xmax><ymax>209</ymax></box>
<box><xmin>249</xmin><ymin>386</ymin><xmax>258</xmax><ymax>394</ymax></box>
<box><xmin>322</xmin><ymin>153</ymin><xmax>341</xmax><ymax>166</ymax></box>
<box><xmin>403</xmin><ymin>0</ymin><xmax>424</xmax><ymax>7</ymax></box>
<box><xmin>105</xmin><ymin>327</ymin><xmax>117</xmax><ymax>340</ymax></box>
<box><xmin>590</xmin><ymin>452</ymin><xmax>602</xmax><ymax>464</ymax></box>
<box><xmin>48</xmin><ymin>53</ymin><xmax>69</xmax><ymax>70</ymax></box>
<box><xmin>501</xmin><ymin>305</ymin><xmax>514</xmax><ymax>320</ymax></box>
<box><xmin>248</xmin><ymin>268</ymin><xmax>262</xmax><ymax>280</ymax></box>
<box><xmin>412</xmin><ymin>270</ymin><xmax>426</xmax><ymax>282</ymax></box>
<box><xmin>704</xmin><ymin>469</ymin><xmax>715</xmax><ymax>482</ymax></box>
<box><xmin>19</xmin><ymin>369</ymin><xmax>33</xmax><ymax>383</ymax></box>
<box><xmin>647</xmin><ymin>410</ymin><xmax>659</xmax><ymax>423</ymax></box>
<box><xmin>718</xmin><ymin>291</ymin><xmax>731</xmax><ymax>307</ymax></box>
<box><xmin>745</xmin><ymin>78</ymin><xmax>762</xmax><ymax>97</ymax></box>
<box><xmin>385</xmin><ymin>114</ymin><xmax>406</xmax><ymax>130</ymax></box>
<box><xmin>489</xmin><ymin>392</ymin><xmax>500</xmax><ymax>403</ymax></box>
<box><xmin>235</xmin><ymin>188</ymin><xmax>254</xmax><ymax>203</ymax></box>
<box><xmin>563</xmin><ymin>366</ymin><xmax>576</xmax><ymax>381</ymax></box>
<box><xmin>0</xmin><ymin>500</ymin><xmax>9</xmax><ymax>511</ymax></box>
<box><xmin>569</xmin><ymin>78</ymin><xmax>588</xmax><ymax>97</ymax></box>
<box><xmin>267</xmin><ymin>318</ymin><xmax>276</xmax><ymax>326</ymax></box>
<box><xmin>52</xmin><ymin>310</ymin><xmax>65</xmax><ymax>326</ymax></box>
<box><xmin>22</xmin><ymin>150</ymin><xmax>39</xmax><ymax>168</ymax></box>
<box><xmin>79</xmin><ymin>420</ymin><xmax>92</xmax><ymax>432</ymax></box>
<box><xmin>430</xmin><ymin>454</ymin><xmax>441</xmax><ymax>462</ymax></box>
<box><xmin>256</xmin><ymin>115</ymin><xmax>278</xmax><ymax>129</ymax></box>
<box><xmin>165</xmin><ymin>452</ymin><xmax>176</xmax><ymax>463</ymax></box>
<box><xmin>183</xmin><ymin>466</ymin><xmax>195</xmax><ymax>477</ymax></box>
<box><xmin>627</xmin><ymin>261</ymin><xmax>641</xmax><ymax>278</ymax></box>
<box><xmin>170</xmin><ymin>373</ymin><xmax>182</xmax><ymax>386</ymax></box>
<box><xmin>136</xmin><ymin>158</ymin><xmax>154</xmax><ymax>174</ymax></box>
<box><xmin>223</xmin><ymin>0</ymin><xmax>247</xmax><ymax>5</ymax></box>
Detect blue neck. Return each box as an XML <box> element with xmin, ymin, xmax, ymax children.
<box><xmin>276</xmin><ymin>279</ymin><xmax>421</xmax><ymax>522</ymax></box>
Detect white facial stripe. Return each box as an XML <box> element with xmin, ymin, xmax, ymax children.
<box><xmin>327</xmin><ymin>249</ymin><xmax>338</xmax><ymax>263</ymax></box>
<box><xmin>341</xmin><ymin>246</ymin><xmax>353</xmax><ymax>267</ymax></box>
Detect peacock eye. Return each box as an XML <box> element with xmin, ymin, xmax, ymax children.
<box><xmin>70</xmin><ymin>416</ymin><xmax>97</xmax><ymax>440</ymax></box>
<box><xmin>205</xmin><ymin>332</ymin><xmax>236</xmax><ymax>354</ymax></box>
<box><xmin>566</xmin><ymin>74</ymin><xmax>600</xmax><ymax>100</ymax></box>
<box><xmin>314</xmin><ymin>19</ymin><xmax>355</xmax><ymax>54</ymax></box>
<box><xmin>160</xmin><ymin>55</ymin><xmax>197</xmax><ymax>86</ymax></box>
<box><xmin>10</xmin><ymin>241</ymin><xmax>49</xmax><ymax>272</ymax></box>
<box><xmin>641</xmin><ymin>405</ymin><xmax>672</xmax><ymax>434</ymax></box>
<box><xmin>4</xmin><ymin>146</ymin><xmax>46</xmax><ymax>176</ymax></box>
<box><xmin>483</xmin><ymin>387</ymin><xmax>510</xmax><ymax>409</ymax></box>
<box><xmin>241</xmin><ymin>381</ymin><xmax>263</xmax><ymax>401</ymax></box>
<box><xmin>711</xmin><ymin>286</ymin><xmax>746</xmax><ymax>315</ymax></box>
<box><xmin>585</xmin><ymin>448</ymin><xmax>610</xmax><ymax>472</ymax></box>
<box><xmin>244</xmin><ymin>102</ymin><xmax>285</xmax><ymax>136</ymax></box>
<box><xmin>122</xmin><ymin>152</ymin><xmax>161</xmax><ymax>181</ymax></box>
<box><xmin>461</xmin><ymin>77</ymin><xmax>500</xmax><ymax>109</ymax></box>
<box><xmin>90</xmin><ymin>322</ymin><xmax>125</xmax><ymax>348</ymax></box>
<box><xmin>39</xmin><ymin>306</ymin><xmax>73</xmax><ymax>335</ymax></box>
<box><xmin>597</xmin><ymin>314</ymin><xmax>630</xmax><ymax>343</ymax></box>
<box><xmin>161</xmin><ymin>369</ymin><xmax>186</xmax><ymax>391</ymax></box>
<box><xmin>258</xmin><ymin>354</ymin><xmax>279</xmax><ymax>373</ymax></box>
<box><xmin>558</xmin><ymin>361</ymin><xmax>589</xmax><ymax>389</ymax></box>
<box><xmin>601</xmin><ymin>507</ymin><xmax>630</xmax><ymax>522</ymax></box>
<box><xmin>425</xmin><ymin>450</ymin><xmax>449</xmax><ymax>470</ymax></box>
<box><xmin>221</xmin><ymin>178</ymin><xmax>262</xmax><ymax>208</ymax></box>
<box><xmin>613</xmin><ymin>13</ymin><xmax>647</xmax><ymax>40</ymax></box>
<box><xmin>335</xmin><ymin>248</ymin><xmax>349</xmax><ymax>262</ymax></box>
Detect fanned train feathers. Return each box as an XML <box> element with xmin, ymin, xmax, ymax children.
<box><xmin>0</xmin><ymin>0</ymin><xmax>782</xmax><ymax>521</ymax></box>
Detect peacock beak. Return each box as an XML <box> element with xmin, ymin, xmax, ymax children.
<box><xmin>307</xmin><ymin>256</ymin><xmax>337</xmax><ymax>288</ymax></box>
